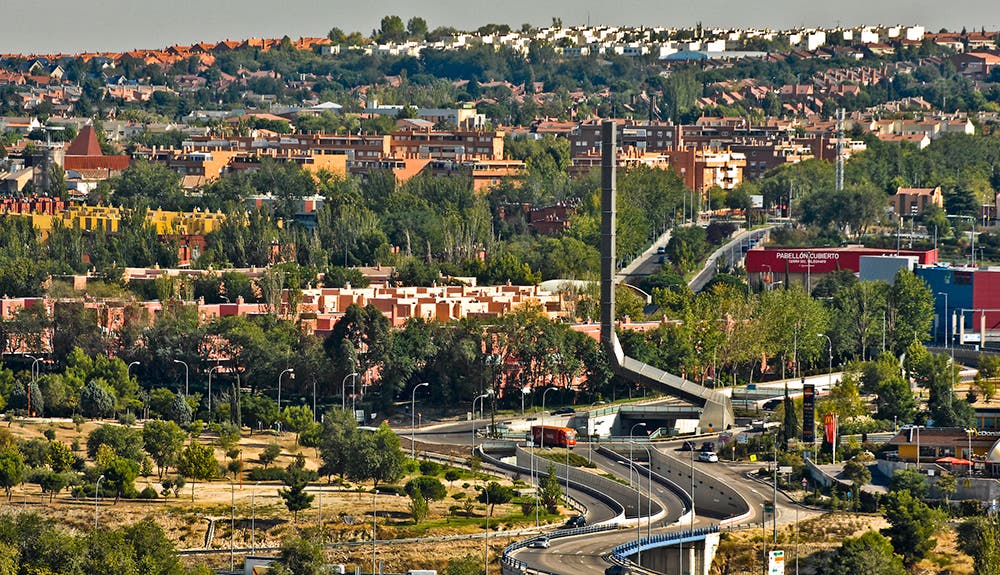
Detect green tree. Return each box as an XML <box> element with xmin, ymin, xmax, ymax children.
<box><xmin>277</xmin><ymin>533</ymin><xmax>326</xmax><ymax>575</ymax></box>
<box><xmin>409</xmin><ymin>485</ymin><xmax>430</xmax><ymax>524</ymax></box>
<box><xmin>259</xmin><ymin>442</ymin><xmax>282</xmax><ymax>469</ymax></box>
<box><xmin>348</xmin><ymin>423</ymin><xmax>404</xmax><ymax>489</ymax></box>
<box><xmin>819</xmin><ymin>531</ymin><xmax>907</xmax><ymax>575</ymax></box>
<box><xmin>972</xmin><ymin>514</ymin><xmax>1000</xmax><ymax>575</ymax></box>
<box><xmin>39</xmin><ymin>471</ymin><xmax>70</xmax><ymax>503</ymax></box>
<box><xmin>143</xmin><ymin>420</ymin><xmax>187</xmax><ymax>478</ymax></box>
<box><xmin>47</xmin><ymin>441</ymin><xmax>75</xmax><ymax>473</ymax></box>
<box><xmin>477</xmin><ymin>481</ymin><xmax>514</xmax><ymax>518</ymax></box>
<box><xmin>280</xmin><ymin>405</ymin><xmax>314</xmax><ymax>444</ymax></box>
<box><xmin>278</xmin><ymin>456</ymin><xmax>315</xmax><ymax>521</ymax></box>
<box><xmin>177</xmin><ymin>441</ymin><xmax>219</xmax><ymax>500</ymax></box>
<box><xmin>87</xmin><ymin>424</ymin><xmax>145</xmax><ymax>463</ymax></box>
<box><xmin>935</xmin><ymin>473</ymin><xmax>957</xmax><ymax>506</ymax></box>
<box><xmin>888</xmin><ymin>269</ymin><xmax>934</xmax><ymax>354</ymax></box>
<box><xmin>377</xmin><ymin>15</ymin><xmax>407</xmax><ymax>43</ymax></box>
<box><xmin>539</xmin><ymin>463</ymin><xmax>562</xmax><ymax>513</ymax></box>
<box><xmin>79</xmin><ymin>379</ymin><xmax>116</xmax><ymax>418</ymax></box>
<box><xmin>406</xmin><ymin>17</ymin><xmax>428</xmax><ymax>40</ymax></box>
<box><xmin>318</xmin><ymin>408</ymin><xmax>358</xmax><ymax>479</ymax></box>
<box><xmin>0</xmin><ymin>448</ymin><xmax>25</xmax><ymax>500</ymax></box>
<box><xmin>101</xmin><ymin>455</ymin><xmax>139</xmax><ymax>503</ymax></box>
<box><xmin>883</xmin><ymin>490</ymin><xmax>947</xmax><ymax>566</ymax></box>
<box><xmin>404</xmin><ymin>476</ymin><xmax>447</xmax><ymax>501</ymax></box>
<box><xmin>842</xmin><ymin>460</ymin><xmax>872</xmax><ymax>509</ymax></box>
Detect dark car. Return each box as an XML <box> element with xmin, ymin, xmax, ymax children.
<box><xmin>700</xmin><ymin>441</ymin><xmax>716</xmax><ymax>452</ymax></box>
<box><xmin>679</xmin><ymin>441</ymin><xmax>697</xmax><ymax>451</ymax></box>
<box><xmin>551</xmin><ymin>407</ymin><xmax>576</xmax><ymax>415</ymax></box>
<box><xmin>564</xmin><ymin>515</ymin><xmax>587</xmax><ymax>528</ymax></box>
<box><xmin>605</xmin><ymin>565</ymin><xmax>632</xmax><ymax>575</ymax></box>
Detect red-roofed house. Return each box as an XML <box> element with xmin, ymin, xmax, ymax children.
<box><xmin>62</xmin><ymin>125</ymin><xmax>130</xmax><ymax>175</ymax></box>
<box><xmin>890</xmin><ymin>186</ymin><xmax>943</xmax><ymax>217</ymax></box>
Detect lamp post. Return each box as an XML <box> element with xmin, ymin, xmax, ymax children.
<box><xmin>817</xmin><ymin>334</ymin><xmax>833</xmax><ymax>389</ymax></box>
<box><xmin>94</xmin><ymin>475</ymin><xmax>105</xmax><ymax>528</ymax></box>
<box><xmin>472</xmin><ymin>391</ymin><xmax>493</xmax><ymax>456</ymax></box>
<box><xmin>483</xmin><ymin>485</ymin><xmax>490</xmax><ymax>575</ymax></box>
<box><xmin>26</xmin><ymin>354</ymin><xmax>41</xmax><ymax>382</ymax></box>
<box><xmin>342</xmin><ymin>372</ymin><xmax>358</xmax><ymax>412</ymax></box>
<box><xmin>372</xmin><ymin>490</ymin><xmax>379</xmax><ymax>575</ymax></box>
<box><xmin>230</xmin><ymin>477</ymin><xmax>236</xmax><ymax>573</ymax></box>
<box><xmin>172</xmin><ymin>359</ymin><xmax>189</xmax><ymax>396</ymax></box>
<box><xmin>277</xmin><ymin>369</ymin><xmax>294</xmax><ymax>433</ymax></box>
<box><xmin>411</xmin><ymin>383</ymin><xmax>429</xmax><ymax>460</ymax></box>
<box><xmin>631</xmin><ymin>441</ymin><xmax>654</xmax><ymax>542</ymax></box>
<box><xmin>629</xmin><ymin>422</ymin><xmax>647</xmax><ymax>487</ymax></box>
<box><xmin>251</xmin><ymin>481</ymin><xmax>260</xmax><ymax>554</ymax></box>
<box><xmin>207</xmin><ymin>365</ymin><xmax>223</xmax><ymax>421</ymax></box>
<box><xmin>540</xmin><ymin>386</ymin><xmax>558</xmax><ymax>450</ymax></box>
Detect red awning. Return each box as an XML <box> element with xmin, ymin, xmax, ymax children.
<box><xmin>936</xmin><ymin>456</ymin><xmax>973</xmax><ymax>465</ymax></box>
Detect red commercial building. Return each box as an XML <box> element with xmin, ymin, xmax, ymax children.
<box><xmin>746</xmin><ymin>245</ymin><xmax>938</xmax><ymax>290</ymax></box>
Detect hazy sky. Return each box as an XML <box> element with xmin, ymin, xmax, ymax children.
<box><xmin>4</xmin><ymin>0</ymin><xmax>1000</xmax><ymax>54</ymax></box>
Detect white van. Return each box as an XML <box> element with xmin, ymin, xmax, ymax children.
<box><xmin>406</xmin><ymin>571</ymin><xmax>438</xmax><ymax>575</ymax></box>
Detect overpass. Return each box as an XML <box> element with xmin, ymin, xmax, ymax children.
<box><xmin>598</xmin><ymin>121</ymin><xmax>735</xmax><ymax>432</ymax></box>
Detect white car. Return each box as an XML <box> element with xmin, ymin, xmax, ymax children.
<box><xmin>698</xmin><ymin>451</ymin><xmax>719</xmax><ymax>463</ymax></box>
<box><xmin>529</xmin><ymin>537</ymin><xmax>551</xmax><ymax>549</ymax></box>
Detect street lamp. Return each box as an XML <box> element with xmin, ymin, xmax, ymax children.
<box><xmin>817</xmin><ymin>333</ymin><xmax>833</xmax><ymax>389</ymax></box>
<box><xmin>540</xmin><ymin>386</ymin><xmax>558</xmax><ymax>450</ymax></box>
<box><xmin>277</xmin><ymin>368</ymin><xmax>294</xmax><ymax>411</ymax></box>
<box><xmin>630</xmin><ymin>442</ymin><xmax>654</xmax><ymax>542</ymax></box>
<box><xmin>628</xmin><ymin>423</ymin><xmax>647</xmax><ymax>487</ymax></box>
<box><xmin>251</xmin><ymin>481</ymin><xmax>260</xmax><ymax>554</ymax></box>
<box><xmin>411</xmin><ymin>382</ymin><xmax>430</xmax><ymax>460</ymax></box>
<box><xmin>472</xmin><ymin>391</ymin><xmax>493</xmax><ymax>456</ymax></box>
<box><xmin>372</xmin><ymin>490</ymin><xmax>380</xmax><ymax>575</ymax></box>
<box><xmin>342</xmin><ymin>372</ymin><xmax>358</xmax><ymax>412</ymax></box>
<box><xmin>26</xmin><ymin>354</ymin><xmax>41</xmax><ymax>382</ymax></box>
<box><xmin>94</xmin><ymin>475</ymin><xmax>105</xmax><ymax>528</ymax></box>
<box><xmin>207</xmin><ymin>365</ymin><xmax>223</xmax><ymax>421</ymax></box>
<box><xmin>172</xmin><ymin>359</ymin><xmax>189</xmax><ymax>397</ymax></box>
<box><xmin>230</xmin><ymin>477</ymin><xmax>236</xmax><ymax>573</ymax></box>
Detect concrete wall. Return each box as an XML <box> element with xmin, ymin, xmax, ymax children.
<box><xmin>876</xmin><ymin>459</ymin><xmax>1000</xmax><ymax>501</ymax></box>
<box><xmin>647</xmin><ymin>448</ymin><xmax>750</xmax><ymax>521</ymax></box>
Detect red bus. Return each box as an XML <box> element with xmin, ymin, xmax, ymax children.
<box><xmin>531</xmin><ymin>425</ymin><xmax>577</xmax><ymax>449</ymax></box>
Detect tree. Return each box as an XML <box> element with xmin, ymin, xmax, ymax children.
<box><xmin>819</xmin><ymin>531</ymin><xmax>907</xmax><ymax>575</ymax></box>
<box><xmin>277</xmin><ymin>533</ymin><xmax>326</xmax><ymax>575</ymax></box>
<box><xmin>259</xmin><ymin>442</ymin><xmax>282</xmax><ymax>469</ymax></box>
<box><xmin>177</xmin><ymin>440</ymin><xmax>219</xmax><ymax>500</ymax></box>
<box><xmin>883</xmin><ymin>490</ymin><xmax>947</xmax><ymax>566</ymax></box>
<box><xmin>47</xmin><ymin>441</ymin><xmax>75</xmax><ymax>473</ymax></box>
<box><xmin>888</xmin><ymin>269</ymin><xmax>934</xmax><ymax>354</ymax></box>
<box><xmin>406</xmin><ymin>17</ymin><xmax>428</xmax><ymax>40</ymax></box>
<box><xmin>79</xmin><ymin>380</ymin><xmax>116</xmax><ymax>419</ymax></box>
<box><xmin>477</xmin><ymin>481</ymin><xmax>514</xmax><ymax>518</ymax></box>
<box><xmin>0</xmin><ymin>448</ymin><xmax>25</xmax><ymax>500</ymax></box>
<box><xmin>278</xmin><ymin>455</ymin><xmax>314</xmax><ymax>521</ymax></box>
<box><xmin>539</xmin><ymin>463</ymin><xmax>562</xmax><ymax>513</ymax></box>
<box><xmin>842</xmin><ymin>460</ymin><xmax>872</xmax><ymax>509</ymax></box>
<box><xmin>281</xmin><ymin>405</ymin><xmax>314</xmax><ymax>444</ymax></box>
<box><xmin>87</xmin><ymin>424</ymin><xmax>145</xmax><ymax>463</ymax></box>
<box><xmin>101</xmin><ymin>455</ymin><xmax>139</xmax><ymax>503</ymax></box>
<box><xmin>935</xmin><ymin>473</ymin><xmax>957</xmax><ymax>506</ymax></box>
<box><xmin>143</xmin><ymin>420</ymin><xmax>186</xmax><ymax>478</ymax></box>
<box><xmin>890</xmin><ymin>468</ymin><xmax>929</xmax><ymax>499</ymax></box>
<box><xmin>167</xmin><ymin>393</ymin><xmax>193</xmax><ymax>426</ymax></box>
<box><xmin>377</xmin><ymin>15</ymin><xmax>407</xmax><ymax>43</ymax></box>
<box><xmin>971</xmin><ymin>514</ymin><xmax>1000</xmax><ymax>575</ymax></box>
<box><xmin>409</xmin><ymin>485</ymin><xmax>430</xmax><ymax>524</ymax></box>
<box><xmin>318</xmin><ymin>408</ymin><xmax>357</xmax><ymax>479</ymax></box>
<box><xmin>347</xmin><ymin>423</ymin><xmax>404</xmax><ymax>489</ymax></box>
<box><xmin>404</xmin><ymin>476</ymin><xmax>447</xmax><ymax>501</ymax></box>
<box><xmin>39</xmin><ymin>471</ymin><xmax>70</xmax><ymax>503</ymax></box>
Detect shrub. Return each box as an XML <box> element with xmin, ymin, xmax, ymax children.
<box><xmin>247</xmin><ymin>467</ymin><xmax>287</xmax><ymax>482</ymax></box>
<box><xmin>138</xmin><ymin>485</ymin><xmax>159</xmax><ymax>499</ymax></box>
<box><xmin>118</xmin><ymin>412</ymin><xmax>137</xmax><ymax>426</ymax></box>
<box><xmin>419</xmin><ymin>461</ymin><xmax>441</xmax><ymax>476</ymax></box>
<box><xmin>377</xmin><ymin>485</ymin><xmax>405</xmax><ymax>496</ymax></box>
<box><xmin>405</xmin><ymin>476</ymin><xmax>447</xmax><ymax>501</ymax></box>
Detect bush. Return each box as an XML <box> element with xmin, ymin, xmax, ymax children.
<box><xmin>247</xmin><ymin>467</ymin><xmax>287</xmax><ymax>482</ymax></box>
<box><xmin>419</xmin><ymin>461</ymin><xmax>441</xmax><ymax>476</ymax></box>
<box><xmin>138</xmin><ymin>485</ymin><xmax>159</xmax><ymax>499</ymax></box>
<box><xmin>118</xmin><ymin>412</ymin><xmax>137</xmax><ymax>426</ymax></box>
<box><xmin>377</xmin><ymin>485</ymin><xmax>405</xmax><ymax>496</ymax></box>
<box><xmin>452</xmin><ymin>492</ymin><xmax>466</xmax><ymax>500</ymax></box>
<box><xmin>405</xmin><ymin>476</ymin><xmax>447</xmax><ymax>501</ymax></box>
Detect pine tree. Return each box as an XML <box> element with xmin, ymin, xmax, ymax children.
<box><xmin>278</xmin><ymin>455</ymin><xmax>314</xmax><ymax>521</ymax></box>
<box><xmin>539</xmin><ymin>463</ymin><xmax>562</xmax><ymax>513</ymax></box>
<box><xmin>409</xmin><ymin>486</ymin><xmax>429</xmax><ymax>524</ymax></box>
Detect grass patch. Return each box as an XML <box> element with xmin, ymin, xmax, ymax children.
<box><xmin>535</xmin><ymin>449</ymin><xmax>596</xmax><ymax>468</ymax></box>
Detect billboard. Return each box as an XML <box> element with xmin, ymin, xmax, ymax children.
<box><xmin>802</xmin><ymin>382</ymin><xmax>815</xmax><ymax>443</ymax></box>
<box><xmin>768</xmin><ymin>550</ymin><xmax>785</xmax><ymax>575</ymax></box>
<box><xmin>746</xmin><ymin>247</ymin><xmax>937</xmax><ymax>275</ymax></box>
<box><xmin>750</xmin><ymin>194</ymin><xmax>764</xmax><ymax>208</ymax></box>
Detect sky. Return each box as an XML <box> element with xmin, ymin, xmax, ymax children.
<box><xmin>3</xmin><ymin>0</ymin><xmax>1000</xmax><ymax>54</ymax></box>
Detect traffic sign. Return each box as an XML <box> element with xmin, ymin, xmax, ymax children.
<box><xmin>768</xmin><ymin>550</ymin><xmax>785</xmax><ymax>574</ymax></box>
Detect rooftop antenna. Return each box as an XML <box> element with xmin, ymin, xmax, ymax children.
<box><xmin>835</xmin><ymin>107</ymin><xmax>845</xmax><ymax>192</ymax></box>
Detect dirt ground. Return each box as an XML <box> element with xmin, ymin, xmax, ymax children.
<box><xmin>3</xmin><ymin>417</ymin><xmax>564</xmax><ymax>573</ymax></box>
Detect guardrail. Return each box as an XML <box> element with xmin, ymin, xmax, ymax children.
<box><xmin>500</xmin><ymin>523</ymin><xmax>619</xmax><ymax>574</ymax></box>
<box><xmin>610</xmin><ymin>525</ymin><xmax>721</xmax><ymax>561</ymax></box>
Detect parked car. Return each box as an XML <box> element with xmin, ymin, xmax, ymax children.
<box><xmin>698</xmin><ymin>451</ymin><xmax>719</xmax><ymax>463</ymax></box>
<box><xmin>551</xmin><ymin>407</ymin><xmax>576</xmax><ymax>415</ymax></box>
<box><xmin>529</xmin><ymin>537</ymin><xmax>551</xmax><ymax>549</ymax></box>
<box><xmin>679</xmin><ymin>441</ymin><xmax>697</xmax><ymax>451</ymax></box>
<box><xmin>564</xmin><ymin>515</ymin><xmax>587</xmax><ymax>528</ymax></box>
<box><xmin>656</xmin><ymin>246</ymin><xmax>666</xmax><ymax>254</ymax></box>
<box><xmin>700</xmin><ymin>441</ymin><xmax>716</xmax><ymax>452</ymax></box>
